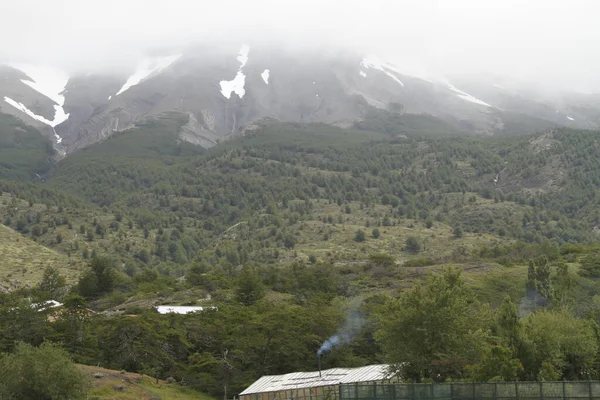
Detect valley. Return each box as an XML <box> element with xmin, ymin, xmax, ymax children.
<box><xmin>2</xmin><ymin>71</ymin><xmax>600</xmax><ymax>398</ymax></box>
<box><xmin>4</xmin><ymin>0</ymin><xmax>600</xmax><ymax>396</ymax></box>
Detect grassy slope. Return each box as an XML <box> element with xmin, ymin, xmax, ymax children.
<box><xmin>218</xmin><ymin>193</ymin><xmax>569</xmax><ymax>307</ymax></box>
<box><xmin>80</xmin><ymin>365</ymin><xmax>213</xmax><ymax>400</ymax></box>
<box><xmin>214</xmin><ymin>195</ymin><xmax>531</xmax><ymax>306</ymax></box>
<box><xmin>2</xmin><ymin>120</ymin><xmax>598</xmax><ymax>307</ymax></box>
<box><xmin>0</xmin><ymin>223</ymin><xmax>81</xmax><ymax>288</ymax></box>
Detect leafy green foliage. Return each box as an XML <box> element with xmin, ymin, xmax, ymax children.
<box><xmin>376</xmin><ymin>268</ymin><xmax>491</xmax><ymax>382</ymax></box>
<box><xmin>376</xmin><ymin>268</ymin><xmax>600</xmax><ymax>383</ymax></box>
<box><xmin>520</xmin><ymin>308</ymin><xmax>597</xmax><ymax>380</ymax></box>
<box><xmin>469</xmin><ymin>345</ymin><xmax>523</xmax><ymax>382</ymax></box>
<box><xmin>0</xmin><ymin>342</ymin><xmax>90</xmax><ymax>399</ymax></box>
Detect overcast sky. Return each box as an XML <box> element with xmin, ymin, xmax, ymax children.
<box><xmin>1</xmin><ymin>0</ymin><xmax>598</xmax><ymax>91</ymax></box>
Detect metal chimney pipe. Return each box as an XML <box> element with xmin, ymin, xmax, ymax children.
<box><xmin>318</xmin><ymin>354</ymin><xmax>322</xmax><ymax>377</ymax></box>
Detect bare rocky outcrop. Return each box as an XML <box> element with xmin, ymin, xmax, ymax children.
<box><xmin>178</xmin><ymin>111</ymin><xmax>219</xmax><ymax>147</ymax></box>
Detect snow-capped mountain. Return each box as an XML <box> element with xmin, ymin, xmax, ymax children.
<box><xmin>1</xmin><ymin>43</ymin><xmax>598</xmax><ymax>154</ymax></box>
<box><xmin>0</xmin><ymin>64</ymin><xmax>68</xmax><ymax>144</ymax></box>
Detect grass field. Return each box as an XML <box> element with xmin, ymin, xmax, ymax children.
<box><xmin>80</xmin><ymin>365</ymin><xmax>213</xmax><ymax>400</ymax></box>
<box><xmin>0</xmin><ymin>223</ymin><xmax>82</xmax><ymax>289</ymax></box>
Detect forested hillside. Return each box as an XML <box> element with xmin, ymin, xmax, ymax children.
<box><xmin>0</xmin><ymin>113</ymin><xmax>55</xmax><ymax>181</ymax></box>
<box><xmin>2</xmin><ymin>112</ymin><xmax>600</xmax><ymax>397</ymax></box>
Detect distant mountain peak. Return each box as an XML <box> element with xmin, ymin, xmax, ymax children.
<box><xmin>0</xmin><ymin>44</ymin><xmax>597</xmax><ymax>154</ymax></box>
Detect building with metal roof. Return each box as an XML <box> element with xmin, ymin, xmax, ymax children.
<box><xmin>154</xmin><ymin>305</ymin><xmax>217</xmax><ymax>315</ymax></box>
<box><xmin>239</xmin><ymin>364</ymin><xmax>399</xmax><ymax>400</ymax></box>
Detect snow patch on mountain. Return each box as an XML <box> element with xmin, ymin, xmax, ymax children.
<box><xmin>7</xmin><ymin>64</ymin><xmax>70</xmax><ymax>132</ymax></box>
<box><xmin>4</xmin><ymin>96</ymin><xmax>52</xmax><ymax>124</ymax></box>
<box><xmin>361</xmin><ymin>56</ymin><xmax>404</xmax><ymax>87</ymax></box>
<box><xmin>220</xmin><ymin>72</ymin><xmax>246</xmax><ymax>99</ymax></box>
<box><xmin>567</xmin><ymin>116</ymin><xmax>575</xmax><ymax>121</ymax></box>
<box><xmin>116</xmin><ymin>54</ymin><xmax>181</xmax><ymax>96</ymax></box>
<box><xmin>220</xmin><ymin>45</ymin><xmax>250</xmax><ymax>99</ymax></box>
<box><xmin>50</xmin><ymin>106</ymin><xmax>69</xmax><ymax>129</ymax></box>
<box><xmin>359</xmin><ymin>70</ymin><xmax>367</xmax><ymax>78</ymax></box>
<box><xmin>447</xmin><ymin>83</ymin><xmax>491</xmax><ymax>107</ymax></box>
<box><xmin>4</xmin><ymin>96</ymin><xmax>64</xmax><ymax>141</ymax></box>
<box><xmin>237</xmin><ymin>45</ymin><xmax>250</xmax><ymax>68</ymax></box>
<box><xmin>261</xmin><ymin>69</ymin><xmax>270</xmax><ymax>84</ymax></box>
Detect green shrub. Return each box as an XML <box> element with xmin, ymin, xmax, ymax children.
<box><xmin>0</xmin><ymin>342</ymin><xmax>90</xmax><ymax>399</ymax></box>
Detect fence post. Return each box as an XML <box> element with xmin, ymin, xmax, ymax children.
<box><xmin>450</xmin><ymin>383</ymin><xmax>454</xmax><ymax>400</ymax></box>
<box><xmin>589</xmin><ymin>381</ymin><xmax>593</xmax><ymax>400</ymax></box>
<box><xmin>562</xmin><ymin>381</ymin><xmax>566</xmax><ymax>400</ymax></box>
<box><xmin>515</xmin><ymin>382</ymin><xmax>519</xmax><ymax>400</ymax></box>
<box><xmin>540</xmin><ymin>381</ymin><xmax>544</xmax><ymax>400</ymax></box>
<box><xmin>391</xmin><ymin>384</ymin><xmax>396</xmax><ymax>400</ymax></box>
<box><xmin>493</xmin><ymin>382</ymin><xmax>497</xmax><ymax>400</ymax></box>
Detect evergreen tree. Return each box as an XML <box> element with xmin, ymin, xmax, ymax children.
<box><xmin>405</xmin><ymin>237</ymin><xmax>421</xmax><ymax>253</ymax></box>
<box><xmin>235</xmin><ymin>268</ymin><xmax>265</xmax><ymax>306</ymax></box>
<box><xmin>39</xmin><ymin>267</ymin><xmax>66</xmax><ymax>300</ymax></box>
<box><xmin>354</xmin><ymin>229</ymin><xmax>366</xmax><ymax>242</ymax></box>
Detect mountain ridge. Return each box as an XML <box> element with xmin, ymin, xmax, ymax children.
<box><xmin>0</xmin><ymin>44</ymin><xmax>598</xmax><ymax>155</ymax></box>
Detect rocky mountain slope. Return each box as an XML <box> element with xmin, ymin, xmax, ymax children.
<box><xmin>1</xmin><ymin>43</ymin><xmax>599</xmax><ymax>154</ymax></box>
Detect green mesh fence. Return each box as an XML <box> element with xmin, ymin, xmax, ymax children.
<box><xmin>340</xmin><ymin>382</ymin><xmax>600</xmax><ymax>400</ymax></box>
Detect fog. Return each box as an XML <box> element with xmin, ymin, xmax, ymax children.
<box><xmin>1</xmin><ymin>0</ymin><xmax>599</xmax><ymax>91</ymax></box>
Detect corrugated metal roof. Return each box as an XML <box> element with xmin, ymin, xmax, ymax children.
<box><xmin>155</xmin><ymin>306</ymin><xmax>217</xmax><ymax>314</ymax></box>
<box><xmin>155</xmin><ymin>306</ymin><xmax>207</xmax><ymax>314</ymax></box>
<box><xmin>240</xmin><ymin>364</ymin><xmax>393</xmax><ymax>395</ymax></box>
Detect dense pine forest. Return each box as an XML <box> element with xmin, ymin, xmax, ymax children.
<box><xmin>3</xmin><ymin>111</ymin><xmax>600</xmax><ymax>398</ymax></box>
